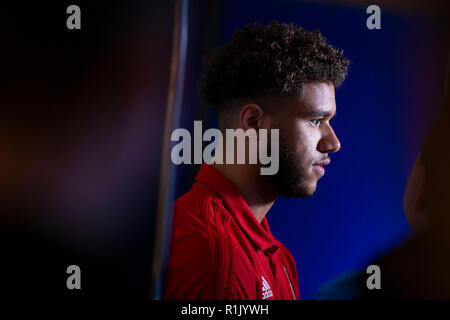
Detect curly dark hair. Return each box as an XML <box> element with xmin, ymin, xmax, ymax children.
<box><xmin>200</xmin><ymin>21</ymin><xmax>349</xmax><ymax>111</ymax></box>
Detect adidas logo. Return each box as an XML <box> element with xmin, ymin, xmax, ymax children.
<box><xmin>261</xmin><ymin>276</ymin><xmax>273</xmax><ymax>299</ymax></box>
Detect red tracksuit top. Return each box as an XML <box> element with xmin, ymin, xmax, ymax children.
<box><xmin>164</xmin><ymin>163</ymin><xmax>300</xmax><ymax>300</ymax></box>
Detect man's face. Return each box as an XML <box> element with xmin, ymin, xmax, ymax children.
<box><xmin>267</xmin><ymin>82</ymin><xmax>341</xmax><ymax>198</ymax></box>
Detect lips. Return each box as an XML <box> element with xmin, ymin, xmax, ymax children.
<box><xmin>313</xmin><ymin>159</ymin><xmax>330</xmax><ymax>176</ymax></box>
<box><xmin>314</xmin><ymin>159</ymin><xmax>330</xmax><ymax>166</ymax></box>
<box><xmin>313</xmin><ymin>164</ymin><xmax>325</xmax><ymax>176</ymax></box>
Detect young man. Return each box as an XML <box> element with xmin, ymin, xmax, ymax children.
<box><xmin>164</xmin><ymin>21</ymin><xmax>349</xmax><ymax>299</ymax></box>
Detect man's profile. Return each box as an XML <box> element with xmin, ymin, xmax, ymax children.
<box><xmin>164</xmin><ymin>21</ymin><xmax>349</xmax><ymax>300</ymax></box>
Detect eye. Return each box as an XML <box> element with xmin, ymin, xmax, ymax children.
<box><xmin>310</xmin><ymin>119</ymin><xmax>321</xmax><ymax>126</ymax></box>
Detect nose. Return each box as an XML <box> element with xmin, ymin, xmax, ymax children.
<box><xmin>318</xmin><ymin>124</ymin><xmax>341</xmax><ymax>153</ymax></box>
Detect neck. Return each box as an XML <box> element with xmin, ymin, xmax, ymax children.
<box><xmin>211</xmin><ymin>163</ymin><xmax>278</xmax><ymax>223</ymax></box>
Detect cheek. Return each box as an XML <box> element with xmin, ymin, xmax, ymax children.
<box><xmin>293</xmin><ymin>127</ymin><xmax>319</xmax><ymax>160</ymax></box>
<box><xmin>280</xmin><ymin>122</ymin><xmax>319</xmax><ymax>164</ymax></box>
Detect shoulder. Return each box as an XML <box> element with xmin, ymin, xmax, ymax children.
<box><xmin>277</xmin><ymin>240</ymin><xmax>297</xmax><ymax>266</ymax></box>
<box><xmin>165</xmin><ymin>185</ymin><xmax>235</xmax><ymax>299</ymax></box>
<box><xmin>172</xmin><ymin>183</ymin><xmax>229</xmax><ymax>240</ymax></box>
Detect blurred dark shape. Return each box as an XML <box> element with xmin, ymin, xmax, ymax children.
<box><xmin>318</xmin><ymin>51</ymin><xmax>450</xmax><ymax>300</ymax></box>
<box><xmin>317</xmin><ymin>70</ymin><xmax>450</xmax><ymax>300</ymax></box>
<box><xmin>316</xmin><ymin>1</ymin><xmax>450</xmax><ymax>298</ymax></box>
<box><xmin>364</xmin><ymin>61</ymin><xmax>450</xmax><ymax>299</ymax></box>
<box><xmin>1</xmin><ymin>1</ymin><xmax>174</xmax><ymax>297</ymax></box>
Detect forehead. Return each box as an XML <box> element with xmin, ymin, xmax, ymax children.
<box><xmin>291</xmin><ymin>82</ymin><xmax>336</xmax><ymax>115</ymax></box>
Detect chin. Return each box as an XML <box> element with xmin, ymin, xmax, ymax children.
<box><xmin>280</xmin><ymin>182</ymin><xmax>316</xmax><ymax>198</ymax></box>
<box><xmin>301</xmin><ymin>180</ymin><xmax>318</xmax><ymax>197</ymax></box>
<box><xmin>303</xmin><ymin>186</ymin><xmax>317</xmax><ymax>198</ymax></box>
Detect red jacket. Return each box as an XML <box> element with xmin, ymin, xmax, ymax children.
<box><xmin>164</xmin><ymin>163</ymin><xmax>300</xmax><ymax>300</ymax></box>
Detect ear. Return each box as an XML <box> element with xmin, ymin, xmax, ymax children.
<box><xmin>239</xmin><ymin>104</ymin><xmax>265</xmax><ymax>131</ymax></box>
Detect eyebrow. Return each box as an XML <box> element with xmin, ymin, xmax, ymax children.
<box><xmin>304</xmin><ymin>110</ymin><xmax>337</xmax><ymax>119</ymax></box>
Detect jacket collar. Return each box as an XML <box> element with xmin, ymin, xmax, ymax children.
<box><xmin>194</xmin><ymin>163</ymin><xmax>279</xmax><ymax>253</ymax></box>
